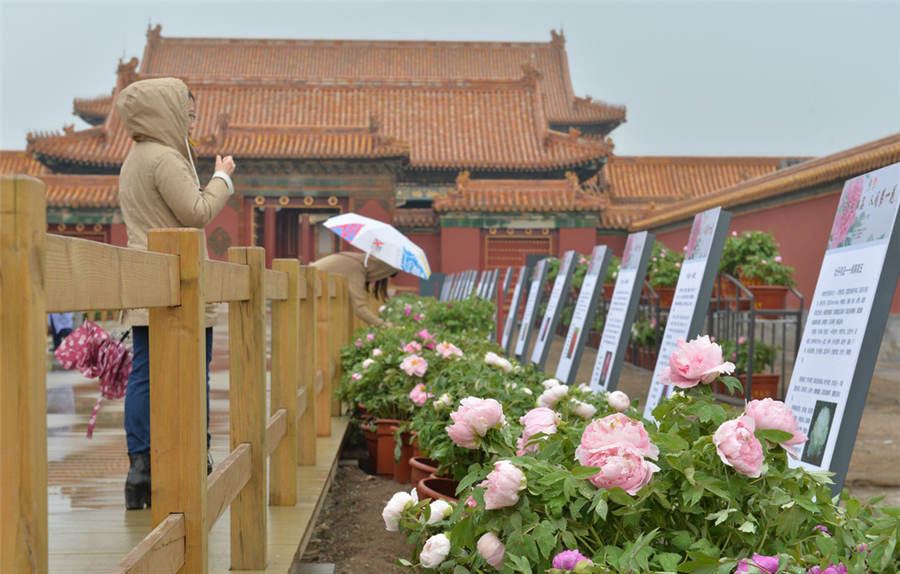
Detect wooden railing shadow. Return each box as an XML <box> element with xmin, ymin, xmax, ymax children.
<box><xmin>1</xmin><ymin>175</ymin><xmax>351</xmax><ymax>574</ymax></box>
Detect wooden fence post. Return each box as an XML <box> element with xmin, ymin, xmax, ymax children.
<box><xmin>270</xmin><ymin>259</ymin><xmax>299</xmax><ymax>505</ymax></box>
<box><xmin>227</xmin><ymin>246</ymin><xmax>267</xmax><ymax>569</ymax></box>
<box><xmin>148</xmin><ymin>228</ymin><xmax>208</xmax><ymax>574</ymax></box>
<box><xmin>331</xmin><ymin>276</ymin><xmax>346</xmax><ymax>417</ymax></box>
<box><xmin>0</xmin><ymin>176</ymin><xmax>48</xmax><ymax>574</ymax></box>
<box><xmin>298</xmin><ymin>266</ymin><xmax>318</xmax><ymax>464</ymax></box>
<box><xmin>315</xmin><ymin>270</ymin><xmax>331</xmax><ymax>437</ymax></box>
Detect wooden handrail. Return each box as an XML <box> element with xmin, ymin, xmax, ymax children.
<box><xmin>201</xmin><ymin>259</ymin><xmax>250</xmax><ymax>302</ymax></box>
<box><xmin>266</xmin><ymin>409</ymin><xmax>287</xmax><ymax>456</ymax></box>
<box><xmin>111</xmin><ymin>514</ymin><xmax>185</xmax><ymax>574</ymax></box>
<box><xmin>297</xmin><ymin>387</ymin><xmax>307</xmax><ymax>419</ymax></box>
<box><xmin>46</xmin><ymin>234</ymin><xmax>180</xmax><ymax>312</ymax></box>
<box><xmin>264</xmin><ymin>268</ymin><xmax>288</xmax><ymax>301</ymax></box>
<box><xmin>206</xmin><ymin>444</ymin><xmax>252</xmax><ymax>531</ymax></box>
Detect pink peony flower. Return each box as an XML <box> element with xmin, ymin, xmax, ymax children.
<box><xmin>372</xmin><ymin>348</ymin><xmax>383</xmax><ymax>357</ymax></box>
<box><xmin>517</xmin><ymin>407</ymin><xmax>560</xmax><ymax>455</ymax></box>
<box><xmin>607</xmin><ymin>390</ymin><xmax>630</xmax><ymax>412</ymax></box>
<box><xmin>774</xmin><ymin>255</ymin><xmax>783</xmax><ymax>263</ymax></box>
<box><xmin>419</xmin><ymin>533</ymin><xmax>451</xmax><ymax>568</ymax></box>
<box><xmin>829</xmin><ymin>177</ymin><xmax>863</xmax><ymax>249</ymax></box>
<box><xmin>731</xmin><ymin>230</ymin><xmax>738</xmax><ymax>237</ymax></box>
<box><xmin>400</xmin><ymin>354</ymin><xmax>428</xmax><ymax>377</ymax></box>
<box><xmin>744</xmin><ymin>398</ymin><xmax>807</xmax><ymax>451</ymax></box>
<box><xmin>424</xmin><ymin>342</ymin><xmax>435</xmax><ymax>350</ymax></box>
<box><xmin>553</xmin><ymin>549</ymin><xmax>592</xmax><ymax>571</ymax></box>
<box><xmin>355</xmin><ymin>338</ymin><xmax>363</xmax><ymax>347</ymax></box>
<box><xmin>734</xmin><ymin>553</ymin><xmax>779</xmax><ymax>573</ymax></box>
<box><xmin>403</xmin><ymin>303</ymin><xmax>413</xmax><ymax>316</ymax></box>
<box><xmin>409</xmin><ymin>383</ymin><xmax>434</xmax><ymax>406</ymax></box>
<box><xmin>446</xmin><ymin>397</ymin><xmax>505</xmax><ymax>448</ymax></box>
<box><xmin>403</xmin><ymin>341</ymin><xmax>423</xmax><ymax>354</ymax></box>
<box><xmin>713</xmin><ymin>416</ymin><xmax>764</xmax><ymax>477</ymax></box>
<box><xmin>416</xmin><ymin>328</ymin><xmax>435</xmax><ymax>342</ymax></box>
<box><xmin>577</xmin><ymin>413</ymin><xmax>659</xmax><ymax>460</ymax></box>
<box><xmin>483</xmin><ymin>461</ymin><xmax>526</xmax><ymax>509</ymax></box>
<box><xmin>578</xmin><ymin>445</ymin><xmax>660</xmax><ymax>494</ymax></box>
<box><xmin>366</xmin><ymin>333</ymin><xmax>376</xmax><ymax>342</ymax></box>
<box><xmin>477</xmin><ymin>532</ymin><xmax>505</xmax><ymax>569</ymax></box>
<box><xmin>362</xmin><ymin>358</ymin><xmax>375</xmax><ymax>369</ymax></box>
<box><xmin>808</xmin><ymin>565</ymin><xmax>847</xmax><ymax>574</ymax></box>
<box><xmin>578</xmin><ymin>256</ymin><xmax>587</xmax><ymax>264</ymax></box>
<box><xmin>350</xmin><ymin>373</ymin><xmax>362</xmax><ymax>382</ymax></box>
<box><xmin>436</xmin><ymin>341</ymin><xmax>464</xmax><ymax>359</ymax></box>
<box><xmin>659</xmin><ymin>335</ymin><xmax>735</xmax><ymax>388</ymax></box>
<box><xmin>413</xmin><ymin>314</ymin><xmax>423</xmax><ymax>321</ymax></box>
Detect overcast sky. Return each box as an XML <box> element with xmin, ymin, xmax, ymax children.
<box><xmin>1</xmin><ymin>0</ymin><xmax>898</xmax><ymax>157</ymax></box>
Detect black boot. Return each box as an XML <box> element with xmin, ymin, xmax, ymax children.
<box><xmin>125</xmin><ymin>452</ymin><xmax>151</xmax><ymax>510</ymax></box>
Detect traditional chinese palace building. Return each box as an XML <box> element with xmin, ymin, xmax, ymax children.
<box><xmin>3</xmin><ymin>25</ymin><xmax>900</xmax><ymax>308</ymax></box>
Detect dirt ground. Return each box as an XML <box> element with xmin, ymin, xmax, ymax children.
<box><xmin>297</xmin><ymin>337</ymin><xmax>900</xmax><ymax>570</ymax></box>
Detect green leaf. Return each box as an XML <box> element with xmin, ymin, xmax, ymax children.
<box><xmin>706</xmin><ymin>508</ymin><xmax>737</xmax><ymax>526</ymax></box>
<box><xmin>608</xmin><ymin>488</ymin><xmax>635</xmax><ymax>506</ymax></box>
<box><xmin>656</xmin><ymin>552</ymin><xmax>683</xmax><ymax>571</ymax></box>
<box><xmin>737</xmin><ymin>520</ymin><xmax>757</xmax><ymax>533</ymax></box>
<box><xmin>397</xmin><ymin>558</ymin><xmax>413</xmax><ymax>567</ymax></box>
<box><xmin>507</xmin><ymin>553</ymin><xmax>533</xmax><ymax>574</ymax></box>
<box><xmin>570</xmin><ymin>465</ymin><xmax>602</xmax><ymax>479</ymax></box>
<box><xmin>452</xmin><ymin>566</ymin><xmax>470</xmax><ymax>574</ymax></box>
<box><xmin>754</xmin><ymin>429</ymin><xmax>794</xmax><ymax>443</ymax></box>
<box><xmin>534</xmin><ymin>521</ymin><xmax>556</xmax><ymax>558</ymax></box>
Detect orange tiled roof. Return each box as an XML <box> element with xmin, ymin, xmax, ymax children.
<box><xmin>73</xmin><ymin>94</ymin><xmax>113</xmax><ymax>125</ymax></box>
<box><xmin>29</xmin><ymin>77</ymin><xmax>610</xmax><ymax>171</ymax></box>
<box><xmin>0</xmin><ymin>150</ymin><xmax>50</xmax><ymax>175</ymax></box>
<box><xmin>393</xmin><ymin>208</ymin><xmax>439</xmax><ymax>228</ymax></box>
<box><xmin>433</xmin><ymin>172</ymin><xmax>608</xmax><ymax>213</ymax></box>
<box><xmin>205</xmin><ymin>125</ymin><xmax>409</xmax><ymax>160</ymax></box>
<box><xmin>631</xmin><ymin>133</ymin><xmax>900</xmax><ymax>230</ymax></box>
<box><xmin>139</xmin><ymin>26</ymin><xmax>624</xmax><ymax>129</ymax></box>
<box><xmin>43</xmin><ymin>175</ymin><xmax>119</xmax><ymax>208</ymax></box>
<box><xmin>606</xmin><ymin>156</ymin><xmax>785</xmax><ymax>201</ymax></box>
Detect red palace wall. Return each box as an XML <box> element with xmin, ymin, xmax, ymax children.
<box><xmin>558</xmin><ymin>227</ymin><xmax>595</xmax><ymax>257</ymax></box>
<box><xmin>652</xmin><ymin>192</ymin><xmax>900</xmax><ymax>313</ymax></box>
<box><xmin>441</xmin><ymin>227</ymin><xmax>482</xmax><ymax>272</ymax></box>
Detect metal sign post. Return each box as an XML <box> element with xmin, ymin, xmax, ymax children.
<box><xmin>785</xmin><ymin>163</ymin><xmax>900</xmax><ymax>495</ymax></box>
<box><xmin>643</xmin><ymin>207</ymin><xmax>732</xmax><ymax>420</ymax></box>
<box><xmin>590</xmin><ymin>232</ymin><xmax>655</xmax><ymax>391</ymax></box>
<box><xmin>554</xmin><ymin>246</ymin><xmax>610</xmax><ymax>386</ymax></box>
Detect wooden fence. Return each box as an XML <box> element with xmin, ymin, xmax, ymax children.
<box><xmin>0</xmin><ymin>175</ymin><xmax>352</xmax><ymax>573</ymax></box>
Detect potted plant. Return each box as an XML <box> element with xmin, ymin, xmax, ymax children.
<box><xmin>738</xmin><ymin>254</ymin><xmax>796</xmax><ymax>318</ymax></box>
<box><xmin>717</xmin><ymin>337</ymin><xmax>779</xmax><ymax>399</ymax></box>
<box><xmin>603</xmin><ymin>254</ymin><xmax>621</xmax><ymax>298</ymax></box>
<box><xmin>646</xmin><ymin>242</ymin><xmax>683</xmax><ymax>307</ymax></box>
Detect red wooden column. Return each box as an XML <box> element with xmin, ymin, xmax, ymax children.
<box><xmin>263</xmin><ymin>206</ymin><xmax>276</xmax><ymax>269</ymax></box>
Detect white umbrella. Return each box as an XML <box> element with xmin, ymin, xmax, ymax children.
<box><xmin>323</xmin><ymin>213</ymin><xmax>432</xmax><ymax>279</ymax></box>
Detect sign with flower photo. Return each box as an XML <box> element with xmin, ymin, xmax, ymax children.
<box><xmin>786</xmin><ymin>162</ymin><xmax>900</xmax><ymax>490</ymax></box>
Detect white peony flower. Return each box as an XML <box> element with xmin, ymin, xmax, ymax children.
<box><xmin>537</xmin><ymin>384</ymin><xmax>569</xmax><ymax>408</ymax></box>
<box><xmin>420</xmin><ymin>533</ymin><xmax>451</xmax><ymax>568</ymax></box>
<box><xmin>571</xmin><ymin>399</ymin><xmax>597</xmax><ymax>419</ymax></box>
<box><xmin>541</xmin><ymin>378</ymin><xmax>561</xmax><ymax>389</ymax></box>
<box><xmin>381</xmin><ymin>490</ymin><xmax>416</xmax><ymax>531</ymax></box>
<box><xmin>607</xmin><ymin>390</ymin><xmax>631</xmax><ymax>412</ymax></box>
<box><xmin>426</xmin><ymin>499</ymin><xmax>453</xmax><ymax>524</ymax></box>
<box><xmin>362</xmin><ymin>358</ymin><xmax>375</xmax><ymax>369</ymax></box>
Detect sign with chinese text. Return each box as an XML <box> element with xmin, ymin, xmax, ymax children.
<box><xmin>514</xmin><ymin>258</ymin><xmax>549</xmax><ymax>360</ymax></box>
<box><xmin>531</xmin><ymin>251</ymin><xmax>577</xmax><ymax>368</ymax></box>
<box><xmin>501</xmin><ymin>266</ymin><xmax>529</xmax><ymax>354</ymax></box>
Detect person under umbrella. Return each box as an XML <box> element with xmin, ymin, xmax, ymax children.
<box><xmin>312</xmin><ymin>252</ymin><xmax>398</xmax><ymax>326</ymax></box>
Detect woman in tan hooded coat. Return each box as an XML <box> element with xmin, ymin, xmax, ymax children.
<box><xmin>117</xmin><ymin>77</ymin><xmax>235</xmax><ymax>509</ymax></box>
<box><xmin>312</xmin><ymin>252</ymin><xmax>399</xmax><ymax>326</ymax></box>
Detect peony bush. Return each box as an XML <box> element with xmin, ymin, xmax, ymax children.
<box><xmin>340</xmin><ymin>294</ymin><xmax>899</xmax><ymax>573</ymax></box>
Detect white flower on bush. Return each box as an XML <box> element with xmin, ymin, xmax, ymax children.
<box><xmin>381</xmin><ymin>489</ymin><xmax>418</xmax><ymax>531</ymax></box>
<box><xmin>433</xmin><ymin>393</ymin><xmax>453</xmax><ymax>410</ymax></box>
<box><xmin>361</xmin><ymin>358</ymin><xmax>375</xmax><ymax>369</ymax></box>
<box><xmin>477</xmin><ymin>532</ymin><xmax>505</xmax><ymax>569</ymax></box>
<box><xmin>577</xmin><ymin>383</ymin><xmax>592</xmax><ymax>393</ymax></box>
<box><xmin>571</xmin><ymin>399</ymin><xmax>597</xmax><ymax>419</ymax></box>
<box><xmin>420</xmin><ymin>532</ymin><xmax>451</xmax><ymax>568</ymax></box>
<box><xmin>607</xmin><ymin>390</ymin><xmax>631</xmax><ymax>412</ymax></box>
<box><xmin>484</xmin><ymin>352</ymin><xmax>513</xmax><ymax>373</ymax></box>
<box><xmin>537</xmin><ymin>384</ymin><xmax>568</xmax><ymax>408</ymax></box>
<box><xmin>378</xmin><ymin>305</ymin><xmax>386</xmax><ymax>314</ymax></box>
<box><xmin>372</xmin><ymin>348</ymin><xmax>383</xmax><ymax>357</ymax></box>
<box><xmin>521</xmin><ymin>387</ymin><xmax>533</xmax><ymax>396</ymax></box>
<box><xmin>426</xmin><ymin>499</ymin><xmax>453</xmax><ymax>524</ymax></box>
<box><xmin>541</xmin><ymin>378</ymin><xmax>561</xmax><ymax>389</ymax></box>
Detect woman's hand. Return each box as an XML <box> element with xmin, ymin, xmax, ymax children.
<box><xmin>216</xmin><ymin>154</ymin><xmax>236</xmax><ymax>176</ymax></box>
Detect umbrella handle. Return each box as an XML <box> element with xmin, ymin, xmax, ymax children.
<box><xmin>364</xmin><ymin>251</ymin><xmax>371</xmax><ymax>267</ymax></box>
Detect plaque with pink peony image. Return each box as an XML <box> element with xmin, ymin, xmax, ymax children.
<box><xmin>785</xmin><ymin>162</ymin><xmax>900</xmax><ymax>493</ymax></box>
<box><xmin>643</xmin><ymin>207</ymin><xmax>731</xmax><ymax>420</ymax></box>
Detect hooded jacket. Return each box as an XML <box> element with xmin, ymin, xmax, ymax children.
<box><xmin>117</xmin><ymin>78</ymin><xmax>234</xmax><ymax>327</ymax></box>
<box><xmin>312</xmin><ymin>252</ymin><xmax>398</xmax><ymax>326</ymax></box>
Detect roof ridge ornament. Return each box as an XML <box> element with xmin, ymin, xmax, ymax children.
<box><xmin>550</xmin><ymin>29</ymin><xmax>565</xmax><ymax>47</ymax></box>
<box><xmin>147</xmin><ymin>23</ymin><xmax>162</xmax><ymax>41</ymax></box>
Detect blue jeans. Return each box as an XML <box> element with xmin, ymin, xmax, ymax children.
<box><xmin>125</xmin><ymin>326</ymin><xmax>213</xmax><ymax>454</ymax></box>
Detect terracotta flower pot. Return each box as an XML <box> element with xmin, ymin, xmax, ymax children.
<box><xmin>393</xmin><ymin>430</ymin><xmax>414</xmax><ymax>484</ymax></box>
<box><xmin>746</xmin><ymin>284</ymin><xmax>789</xmax><ymax>319</ymax></box>
<box><xmin>410</xmin><ymin>431</ymin><xmax>423</xmax><ymax>458</ymax></box>
<box><xmin>655</xmin><ymin>287</ymin><xmax>676</xmax><ymax>308</ymax></box>
<box><xmin>409</xmin><ymin>457</ymin><xmax>439</xmax><ymax>487</ymax></box>
<box><xmin>374</xmin><ymin>419</ymin><xmax>404</xmax><ymax>478</ymax></box>
<box><xmin>362</xmin><ymin>423</ymin><xmax>378</xmax><ymax>471</ymax></box>
<box><xmin>416</xmin><ymin>476</ymin><xmax>459</xmax><ymax>503</ymax></box>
